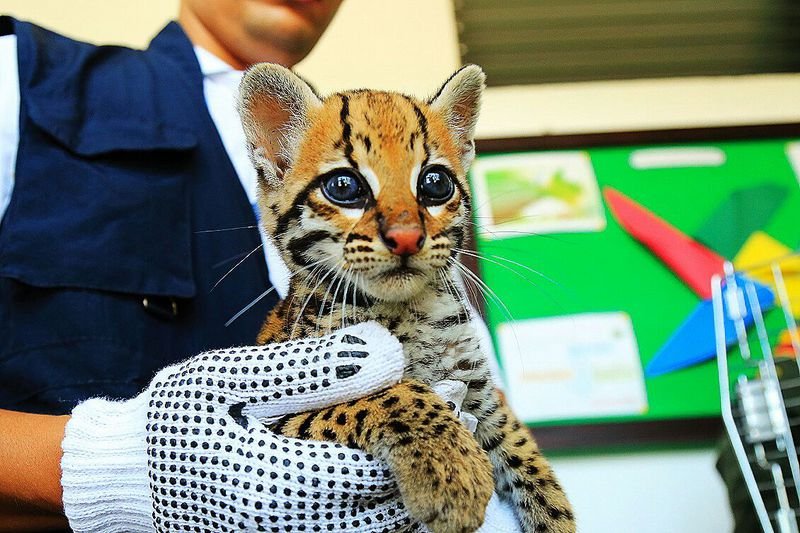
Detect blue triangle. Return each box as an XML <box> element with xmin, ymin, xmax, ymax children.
<box><xmin>645</xmin><ymin>274</ymin><xmax>775</xmax><ymax>377</ymax></box>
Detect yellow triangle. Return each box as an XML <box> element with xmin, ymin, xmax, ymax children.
<box><xmin>734</xmin><ymin>231</ymin><xmax>790</xmax><ymax>270</ymax></box>
<box><xmin>733</xmin><ymin>232</ymin><xmax>800</xmax><ymax>317</ymax></box>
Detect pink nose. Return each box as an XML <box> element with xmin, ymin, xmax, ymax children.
<box><xmin>382</xmin><ymin>227</ymin><xmax>426</xmax><ymax>256</ymax></box>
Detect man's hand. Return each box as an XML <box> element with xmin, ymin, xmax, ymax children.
<box><xmin>60</xmin><ymin>322</ymin><xmax>410</xmax><ymax>532</ymax></box>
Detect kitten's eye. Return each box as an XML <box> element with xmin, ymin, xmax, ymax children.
<box><xmin>321</xmin><ymin>171</ymin><xmax>367</xmax><ymax>207</ymax></box>
<box><xmin>418</xmin><ymin>166</ymin><xmax>455</xmax><ymax>206</ymax></box>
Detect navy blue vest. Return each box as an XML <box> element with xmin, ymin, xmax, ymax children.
<box><xmin>0</xmin><ymin>18</ymin><xmax>279</xmax><ymax>414</ymax></box>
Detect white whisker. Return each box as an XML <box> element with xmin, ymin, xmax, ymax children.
<box><xmin>210</xmin><ymin>243</ymin><xmax>263</xmax><ymax>293</ymax></box>
<box><xmin>454</xmin><ymin>247</ymin><xmax>563</xmax><ymax>289</ymax></box>
<box><xmin>224</xmin><ymin>286</ymin><xmax>277</xmax><ymax>327</ymax></box>
<box><xmin>291</xmin><ymin>265</ymin><xmax>335</xmax><ymax>338</ymax></box>
<box><xmin>224</xmin><ymin>255</ymin><xmax>332</xmax><ymax>329</ymax></box>
<box><xmin>328</xmin><ymin>267</ymin><xmax>348</xmax><ymax>333</ymax></box>
<box><xmin>195</xmin><ymin>224</ymin><xmax>259</xmax><ymax>234</ymax></box>
<box><xmin>284</xmin><ymin>258</ymin><xmax>331</xmax><ymax>337</ymax></box>
<box><xmin>453</xmin><ymin>247</ymin><xmax>571</xmax><ymax>314</ymax></box>
<box><xmin>351</xmin><ymin>272</ymin><xmax>360</xmax><ymax>325</ymax></box>
<box><xmin>340</xmin><ymin>268</ymin><xmax>354</xmax><ymax>330</ymax></box>
<box><xmin>315</xmin><ymin>264</ymin><xmax>343</xmax><ymax>336</ymax></box>
<box><xmin>450</xmin><ymin>258</ymin><xmax>525</xmax><ymax>373</ymax></box>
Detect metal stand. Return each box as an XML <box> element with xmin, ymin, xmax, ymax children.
<box><xmin>715</xmin><ymin>256</ymin><xmax>800</xmax><ymax>533</ymax></box>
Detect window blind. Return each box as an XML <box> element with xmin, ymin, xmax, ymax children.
<box><xmin>455</xmin><ymin>0</ymin><xmax>800</xmax><ymax>85</ymax></box>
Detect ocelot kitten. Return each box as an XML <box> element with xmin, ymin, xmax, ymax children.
<box><xmin>237</xmin><ymin>64</ymin><xmax>575</xmax><ymax>533</ymax></box>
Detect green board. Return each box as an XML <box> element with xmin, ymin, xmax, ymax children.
<box><xmin>470</xmin><ymin>138</ymin><xmax>800</xmax><ymax>428</ymax></box>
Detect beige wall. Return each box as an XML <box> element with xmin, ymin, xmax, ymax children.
<box><xmin>294</xmin><ymin>0</ymin><xmax>461</xmax><ymax>96</ymax></box>
<box><xmin>480</xmin><ymin>73</ymin><xmax>800</xmax><ymax>139</ymax></box>
<box><xmin>0</xmin><ymin>0</ymin><xmax>461</xmax><ymax>96</ymax></box>
<box><xmin>1</xmin><ymin>0</ymin><xmax>180</xmax><ymax>49</ymax></box>
<box><xmin>3</xmin><ymin>0</ymin><xmax>799</xmax><ymax>137</ymax></box>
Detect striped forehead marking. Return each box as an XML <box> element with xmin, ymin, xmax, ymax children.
<box><xmin>339</xmin><ymin>94</ymin><xmax>357</xmax><ymax>168</ymax></box>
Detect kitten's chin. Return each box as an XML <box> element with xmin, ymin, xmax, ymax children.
<box><xmin>361</xmin><ymin>268</ymin><xmax>431</xmax><ymax>302</ymax></box>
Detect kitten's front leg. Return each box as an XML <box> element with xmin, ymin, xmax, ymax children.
<box><xmin>473</xmin><ymin>389</ymin><xmax>575</xmax><ymax>533</ymax></box>
<box><xmin>273</xmin><ymin>380</ymin><xmax>494</xmax><ymax>533</ymax></box>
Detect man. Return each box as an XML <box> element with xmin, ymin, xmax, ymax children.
<box><xmin>0</xmin><ymin>1</ymin><xmax>520</xmax><ymax>530</ymax></box>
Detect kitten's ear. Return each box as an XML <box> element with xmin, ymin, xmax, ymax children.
<box><xmin>428</xmin><ymin>64</ymin><xmax>485</xmax><ymax>169</ymax></box>
<box><xmin>237</xmin><ymin>63</ymin><xmax>323</xmax><ymax>187</ymax></box>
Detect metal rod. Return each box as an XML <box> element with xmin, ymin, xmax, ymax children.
<box><xmin>773</xmin><ymin>463</ymin><xmax>800</xmax><ymax>533</ymax></box>
<box><xmin>724</xmin><ymin>262</ymin><xmax>752</xmax><ymax>360</ymax></box>
<box><xmin>745</xmin><ymin>279</ymin><xmax>800</xmax><ymax>505</ymax></box>
<box><xmin>714</xmin><ymin>273</ymin><xmax>775</xmax><ymax>532</ymax></box>
<box><xmin>772</xmin><ymin>263</ymin><xmax>800</xmax><ymax>370</ymax></box>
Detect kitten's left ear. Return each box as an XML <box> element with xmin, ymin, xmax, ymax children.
<box><xmin>429</xmin><ymin>64</ymin><xmax>485</xmax><ymax>169</ymax></box>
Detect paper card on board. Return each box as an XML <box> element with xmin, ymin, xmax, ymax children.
<box><xmin>497</xmin><ymin>312</ymin><xmax>648</xmax><ymax>423</ymax></box>
<box><xmin>470</xmin><ymin>151</ymin><xmax>606</xmax><ymax>238</ymax></box>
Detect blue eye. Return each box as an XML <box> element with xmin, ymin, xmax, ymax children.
<box><xmin>321</xmin><ymin>171</ymin><xmax>367</xmax><ymax>207</ymax></box>
<box><xmin>418</xmin><ymin>166</ymin><xmax>455</xmax><ymax>205</ymax></box>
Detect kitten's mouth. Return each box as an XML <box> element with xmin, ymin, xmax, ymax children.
<box><xmin>361</xmin><ymin>263</ymin><xmax>431</xmax><ymax>302</ymax></box>
<box><xmin>381</xmin><ymin>265</ymin><xmax>422</xmax><ymax>279</ymax></box>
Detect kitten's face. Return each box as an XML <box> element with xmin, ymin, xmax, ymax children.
<box><xmin>239</xmin><ymin>66</ymin><xmax>484</xmax><ymax>302</ymax></box>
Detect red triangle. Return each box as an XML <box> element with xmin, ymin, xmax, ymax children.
<box><xmin>603</xmin><ymin>187</ymin><xmax>725</xmax><ymax>299</ymax></box>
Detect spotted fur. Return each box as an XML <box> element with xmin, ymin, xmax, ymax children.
<box><xmin>238</xmin><ymin>64</ymin><xmax>574</xmax><ymax>533</ymax></box>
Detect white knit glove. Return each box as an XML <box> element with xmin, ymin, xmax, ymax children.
<box><xmin>61</xmin><ymin>322</ymin><xmax>417</xmax><ymax>533</ymax></box>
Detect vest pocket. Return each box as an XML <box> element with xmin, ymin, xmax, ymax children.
<box><xmin>0</xmin><ymin>279</ymin><xmax>182</xmax><ymax>414</ymax></box>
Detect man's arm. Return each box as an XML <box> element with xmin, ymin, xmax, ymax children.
<box><xmin>0</xmin><ymin>410</ymin><xmax>69</xmax><ymax>531</ymax></box>
<box><xmin>0</xmin><ymin>30</ymin><xmax>64</xmax><ymax>531</ymax></box>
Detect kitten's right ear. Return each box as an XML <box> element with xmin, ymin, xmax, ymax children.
<box><xmin>237</xmin><ymin>63</ymin><xmax>323</xmax><ymax>187</ymax></box>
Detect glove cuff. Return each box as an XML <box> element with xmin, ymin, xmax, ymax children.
<box><xmin>61</xmin><ymin>393</ymin><xmax>154</xmax><ymax>532</ymax></box>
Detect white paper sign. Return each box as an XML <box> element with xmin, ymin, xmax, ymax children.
<box><xmin>497</xmin><ymin>312</ymin><xmax>648</xmax><ymax>422</ymax></box>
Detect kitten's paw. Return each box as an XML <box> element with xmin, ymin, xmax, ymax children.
<box><xmin>393</xmin><ymin>421</ymin><xmax>494</xmax><ymax>533</ymax></box>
